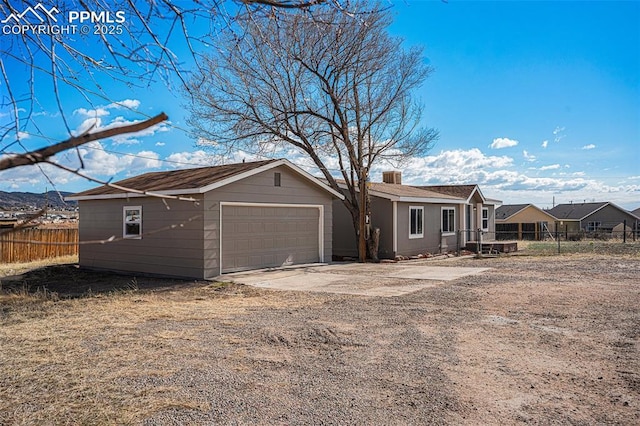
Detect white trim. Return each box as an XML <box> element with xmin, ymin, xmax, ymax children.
<box><xmin>409</xmin><ymin>205</ymin><xmax>424</xmax><ymax>239</ymax></box>
<box><xmin>482</xmin><ymin>207</ymin><xmax>489</xmax><ymax>231</ymax></box>
<box><xmin>66</xmin><ymin>159</ymin><xmax>344</xmax><ymax>201</ymax></box>
<box><xmin>466</xmin><ymin>185</ymin><xmax>487</xmax><ymax>204</ymax></box>
<box><xmin>441</xmin><ymin>206</ymin><xmax>456</xmax><ymax>235</ymax></box>
<box><xmin>219</xmin><ymin>201</ymin><xmax>324</xmax><ymax>274</ymax></box>
<box><xmin>123</xmin><ymin>205</ymin><xmax>142</xmax><ymax>239</ymax></box>
<box><xmin>392</xmin><ymin>201</ymin><xmax>398</xmax><ymax>254</ymax></box>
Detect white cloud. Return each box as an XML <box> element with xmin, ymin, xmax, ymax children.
<box><xmin>155</xmin><ymin>142</ymin><xmax>166</xmax><ymax>147</ymax></box>
<box><xmin>582</xmin><ymin>144</ymin><xmax>596</xmax><ymax>150</ymax></box>
<box><xmin>165</xmin><ymin>150</ymin><xmax>216</xmax><ymax>167</ymax></box>
<box><xmin>523</xmin><ymin>150</ymin><xmax>536</xmax><ymax>162</ymax></box>
<box><xmin>73</xmin><ymin>107</ymin><xmax>110</xmax><ymax>117</ymax></box>
<box><xmin>490</xmin><ymin>137</ymin><xmax>518</xmax><ymax>149</ymax></box>
<box><xmin>553</xmin><ymin>126</ymin><xmax>566</xmax><ymax>143</ymax></box>
<box><xmin>110</xmin><ymin>99</ymin><xmax>141</xmax><ymax>110</ymax></box>
<box><xmin>73</xmin><ymin>99</ymin><xmax>141</xmax><ymax>118</ymax></box>
<box><xmin>539</xmin><ymin>164</ymin><xmax>561</xmax><ymax>171</ymax></box>
<box><xmin>541</xmin><ymin>140</ymin><xmax>548</xmax><ymax>149</ymax></box>
<box><xmin>129</xmin><ymin>150</ymin><xmax>161</xmax><ymax>171</ymax></box>
<box><xmin>17</xmin><ymin>131</ymin><xmax>29</xmax><ymax>139</ymax></box>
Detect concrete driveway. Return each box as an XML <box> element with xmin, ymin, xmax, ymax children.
<box><xmin>220</xmin><ymin>261</ymin><xmax>490</xmax><ymax>297</ymax></box>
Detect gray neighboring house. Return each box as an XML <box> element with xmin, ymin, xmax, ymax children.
<box><xmin>66</xmin><ymin>159</ymin><xmax>343</xmax><ymax>279</ymax></box>
<box><xmin>332</xmin><ymin>172</ymin><xmax>499</xmax><ymax>259</ymax></box>
<box><xmin>547</xmin><ymin>202</ymin><xmax>640</xmax><ymax>236</ymax></box>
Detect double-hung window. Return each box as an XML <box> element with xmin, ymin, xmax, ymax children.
<box><xmin>482</xmin><ymin>207</ymin><xmax>489</xmax><ymax>231</ymax></box>
<box><xmin>409</xmin><ymin>206</ymin><xmax>424</xmax><ymax>239</ymax></box>
<box><xmin>442</xmin><ymin>207</ymin><xmax>455</xmax><ymax>234</ymax></box>
<box><xmin>123</xmin><ymin>206</ymin><xmax>142</xmax><ymax>239</ymax></box>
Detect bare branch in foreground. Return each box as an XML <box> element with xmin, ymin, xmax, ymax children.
<box><xmin>0</xmin><ymin>113</ymin><xmax>169</xmax><ymax>171</ymax></box>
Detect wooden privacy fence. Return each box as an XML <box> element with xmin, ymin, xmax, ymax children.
<box><xmin>0</xmin><ymin>228</ymin><xmax>78</xmax><ymax>263</ymax></box>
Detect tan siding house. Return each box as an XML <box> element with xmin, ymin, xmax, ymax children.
<box><xmin>67</xmin><ymin>159</ymin><xmax>343</xmax><ymax>279</ymax></box>
<box><xmin>495</xmin><ymin>204</ymin><xmax>558</xmax><ymax>240</ymax></box>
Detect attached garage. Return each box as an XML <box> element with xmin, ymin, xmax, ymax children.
<box><xmin>67</xmin><ymin>159</ymin><xmax>343</xmax><ymax>279</ymax></box>
<box><xmin>220</xmin><ymin>203</ymin><xmax>323</xmax><ymax>273</ymax></box>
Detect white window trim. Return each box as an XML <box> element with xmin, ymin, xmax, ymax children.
<box><xmin>409</xmin><ymin>206</ymin><xmax>424</xmax><ymax>239</ymax></box>
<box><xmin>123</xmin><ymin>206</ymin><xmax>142</xmax><ymax>239</ymax></box>
<box><xmin>441</xmin><ymin>206</ymin><xmax>456</xmax><ymax>236</ymax></box>
<box><xmin>482</xmin><ymin>207</ymin><xmax>489</xmax><ymax>231</ymax></box>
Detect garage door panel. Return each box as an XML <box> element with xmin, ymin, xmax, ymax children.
<box><xmin>221</xmin><ymin>205</ymin><xmax>320</xmax><ymax>273</ymax></box>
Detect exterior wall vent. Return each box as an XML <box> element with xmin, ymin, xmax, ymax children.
<box><xmin>382</xmin><ymin>171</ymin><xmax>402</xmax><ymax>185</ymax></box>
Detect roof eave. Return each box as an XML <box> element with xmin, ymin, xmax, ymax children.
<box><xmin>67</xmin><ymin>159</ymin><xmax>344</xmax><ymax>201</ymax></box>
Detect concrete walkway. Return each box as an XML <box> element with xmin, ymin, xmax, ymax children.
<box><xmin>220</xmin><ymin>262</ymin><xmax>490</xmax><ymax>297</ymax></box>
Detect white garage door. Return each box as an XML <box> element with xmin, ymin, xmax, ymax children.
<box><xmin>221</xmin><ymin>203</ymin><xmax>321</xmax><ymax>273</ymax></box>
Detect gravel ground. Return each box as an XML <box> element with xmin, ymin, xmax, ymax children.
<box><xmin>1</xmin><ymin>253</ymin><xmax>639</xmax><ymax>425</ymax></box>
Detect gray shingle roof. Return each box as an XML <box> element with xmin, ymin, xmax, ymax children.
<box><xmin>415</xmin><ymin>185</ymin><xmax>478</xmax><ymax>199</ymax></box>
<box><xmin>547</xmin><ymin>202</ymin><xmax>609</xmax><ymax>220</ymax></box>
<box><xmin>71</xmin><ymin>160</ymin><xmax>278</xmax><ymax>197</ymax></box>
<box><xmin>369</xmin><ymin>182</ymin><xmax>462</xmax><ymax>200</ymax></box>
<box><xmin>495</xmin><ymin>204</ymin><xmax>530</xmax><ymax>220</ymax></box>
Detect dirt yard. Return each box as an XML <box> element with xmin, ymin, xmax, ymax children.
<box><xmin>0</xmin><ymin>253</ymin><xmax>638</xmax><ymax>425</ymax></box>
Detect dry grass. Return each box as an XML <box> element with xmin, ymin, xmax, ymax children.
<box><xmin>1</xmin><ymin>254</ymin><xmax>638</xmax><ymax>424</ymax></box>
<box><xmin>517</xmin><ymin>239</ymin><xmax>640</xmax><ymax>256</ymax></box>
<box><xmin>0</xmin><ymin>257</ymin><xmax>316</xmax><ymax>425</ymax></box>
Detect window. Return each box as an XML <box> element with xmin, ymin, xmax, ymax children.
<box><xmin>482</xmin><ymin>207</ymin><xmax>489</xmax><ymax>231</ymax></box>
<box><xmin>442</xmin><ymin>207</ymin><xmax>455</xmax><ymax>234</ymax></box>
<box><xmin>274</xmin><ymin>172</ymin><xmax>281</xmax><ymax>187</ymax></box>
<box><xmin>409</xmin><ymin>206</ymin><xmax>424</xmax><ymax>238</ymax></box>
<box><xmin>123</xmin><ymin>206</ymin><xmax>142</xmax><ymax>238</ymax></box>
<box><xmin>586</xmin><ymin>221</ymin><xmax>601</xmax><ymax>232</ymax></box>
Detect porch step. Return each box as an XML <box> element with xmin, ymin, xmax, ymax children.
<box><xmin>465</xmin><ymin>241</ymin><xmax>518</xmax><ymax>254</ymax></box>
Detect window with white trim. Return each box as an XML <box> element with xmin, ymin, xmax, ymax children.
<box><xmin>442</xmin><ymin>207</ymin><xmax>455</xmax><ymax>234</ymax></box>
<box><xmin>409</xmin><ymin>206</ymin><xmax>424</xmax><ymax>238</ymax></box>
<box><xmin>123</xmin><ymin>206</ymin><xmax>142</xmax><ymax>238</ymax></box>
<box><xmin>482</xmin><ymin>207</ymin><xmax>489</xmax><ymax>231</ymax></box>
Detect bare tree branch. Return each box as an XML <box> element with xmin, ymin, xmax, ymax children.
<box><xmin>0</xmin><ymin>113</ymin><xmax>168</xmax><ymax>171</ymax></box>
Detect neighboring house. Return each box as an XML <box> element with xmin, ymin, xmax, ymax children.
<box><xmin>495</xmin><ymin>204</ymin><xmax>558</xmax><ymax>240</ymax></box>
<box><xmin>632</xmin><ymin>207</ymin><xmax>640</xmax><ymax>218</ymax></box>
<box><xmin>66</xmin><ymin>159</ymin><xmax>343</xmax><ymax>279</ymax></box>
<box><xmin>547</xmin><ymin>202</ymin><xmax>640</xmax><ymax>237</ymax></box>
<box><xmin>332</xmin><ymin>172</ymin><xmax>499</xmax><ymax>259</ymax></box>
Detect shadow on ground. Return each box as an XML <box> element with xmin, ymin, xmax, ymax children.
<box><xmin>0</xmin><ymin>263</ymin><xmax>208</xmax><ymax>298</ymax></box>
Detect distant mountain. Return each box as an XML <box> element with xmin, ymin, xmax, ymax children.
<box><xmin>0</xmin><ymin>191</ymin><xmax>77</xmax><ymax>210</ymax></box>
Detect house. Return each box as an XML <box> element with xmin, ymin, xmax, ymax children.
<box><xmin>332</xmin><ymin>172</ymin><xmax>500</xmax><ymax>259</ymax></box>
<box><xmin>547</xmin><ymin>202</ymin><xmax>640</xmax><ymax>238</ymax></box>
<box><xmin>66</xmin><ymin>159</ymin><xmax>343</xmax><ymax>279</ymax></box>
<box><xmin>632</xmin><ymin>207</ymin><xmax>640</xmax><ymax>217</ymax></box>
<box><xmin>495</xmin><ymin>204</ymin><xmax>558</xmax><ymax>240</ymax></box>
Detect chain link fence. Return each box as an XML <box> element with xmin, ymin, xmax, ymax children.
<box><xmin>458</xmin><ymin>221</ymin><xmax>640</xmax><ymax>256</ymax></box>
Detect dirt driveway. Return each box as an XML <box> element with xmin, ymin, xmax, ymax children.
<box><xmin>0</xmin><ymin>254</ymin><xmax>638</xmax><ymax>424</ymax></box>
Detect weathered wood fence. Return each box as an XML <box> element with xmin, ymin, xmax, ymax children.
<box><xmin>0</xmin><ymin>228</ymin><xmax>78</xmax><ymax>263</ymax></box>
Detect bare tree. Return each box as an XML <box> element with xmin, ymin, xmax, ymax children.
<box><xmin>1</xmin><ymin>0</ymin><xmax>344</xmax><ymax>188</ymax></box>
<box><xmin>187</xmin><ymin>1</ymin><xmax>438</xmax><ymax>261</ymax></box>
<box><xmin>2</xmin><ymin>0</ymin><xmax>359</xmax><ymax>238</ymax></box>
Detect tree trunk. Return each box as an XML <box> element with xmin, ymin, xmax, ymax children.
<box><xmin>368</xmin><ymin>227</ymin><xmax>380</xmax><ymax>263</ymax></box>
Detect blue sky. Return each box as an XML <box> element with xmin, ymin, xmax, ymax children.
<box><xmin>1</xmin><ymin>0</ymin><xmax>639</xmax><ymax>209</ymax></box>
